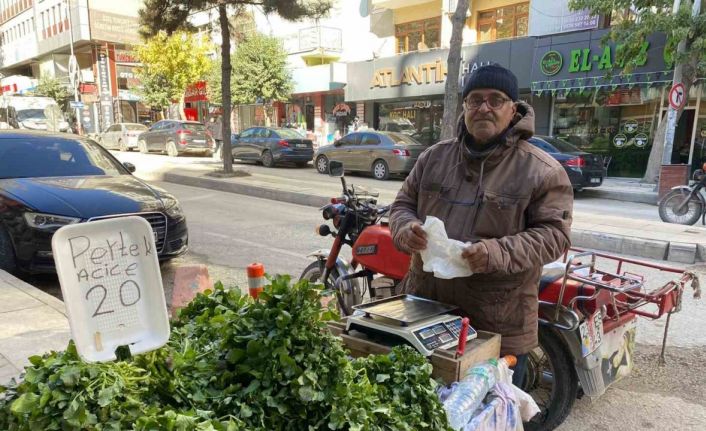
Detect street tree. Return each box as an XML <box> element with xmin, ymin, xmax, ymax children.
<box><xmin>137</xmin><ymin>73</ymin><xmax>173</xmax><ymax>119</ymax></box>
<box><xmin>33</xmin><ymin>76</ymin><xmax>70</xmax><ymax>102</ymax></box>
<box><xmin>231</xmin><ymin>33</ymin><xmax>293</xmax><ymax>124</ymax></box>
<box><xmin>135</xmin><ymin>31</ymin><xmax>211</xmax><ymax>120</ymax></box>
<box><xmin>139</xmin><ymin>0</ymin><xmax>332</xmax><ymax>174</ymax></box>
<box><xmin>570</xmin><ymin>0</ymin><xmax>706</xmax><ymax>183</ymax></box>
<box><xmin>440</xmin><ymin>0</ymin><xmax>471</xmax><ymax>141</ymax></box>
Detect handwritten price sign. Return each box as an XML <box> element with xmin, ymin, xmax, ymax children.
<box><xmin>52</xmin><ymin>216</ymin><xmax>170</xmax><ymax>362</ymax></box>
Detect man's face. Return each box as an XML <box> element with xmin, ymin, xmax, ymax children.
<box><xmin>463</xmin><ymin>89</ymin><xmax>516</xmax><ymax>145</ymax></box>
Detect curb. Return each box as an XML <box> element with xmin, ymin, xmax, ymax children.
<box><xmin>162</xmin><ymin>172</ymin><xmax>330</xmax><ymax>208</ymax></box>
<box><xmin>162</xmin><ymin>173</ymin><xmax>701</xmax><ymax>264</ymax></box>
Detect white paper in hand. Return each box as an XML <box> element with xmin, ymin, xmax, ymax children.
<box><xmin>419</xmin><ymin>216</ymin><xmax>473</xmax><ymax>279</ymax></box>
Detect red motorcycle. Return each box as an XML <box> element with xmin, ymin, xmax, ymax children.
<box><xmin>302</xmin><ymin>163</ymin><xmax>699</xmax><ymax>431</ymax></box>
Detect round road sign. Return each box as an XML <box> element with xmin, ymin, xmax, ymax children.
<box><xmin>669</xmin><ymin>83</ymin><xmax>686</xmax><ymax>110</ymax></box>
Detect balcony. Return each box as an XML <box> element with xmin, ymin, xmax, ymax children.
<box><xmin>291</xmin><ymin>63</ymin><xmax>346</xmax><ymax>94</ymax></box>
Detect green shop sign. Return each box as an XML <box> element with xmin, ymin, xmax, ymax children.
<box><xmin>540</xmin><ymin>51</ymin><xmax>563</xmax><ymax>76</ymax></box>
<box><xmin>540</xmin><ymin>42</ymin><xmax>651</xmax><ymax>75</ymax></box>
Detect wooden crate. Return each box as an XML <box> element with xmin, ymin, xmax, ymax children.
<box><xmin>327</xmin><ymin>320</ymin><xmax>501</xmax><ymax>384</ymax></box>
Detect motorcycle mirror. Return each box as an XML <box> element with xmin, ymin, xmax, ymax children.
<box><xmin>328</xmin><ymin>161</ymin><xmax>345</xmax><ymax>177</ymax></box>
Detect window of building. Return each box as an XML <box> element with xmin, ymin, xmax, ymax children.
<box><xmin>395</xmin><ymin>17</ymin><xmax>441</xmax><ymax>53</ymax></box>
<box><xmin>476</xmin><ymin>2</ymin><xmax>529</xmax><ymax>43</ymax></box>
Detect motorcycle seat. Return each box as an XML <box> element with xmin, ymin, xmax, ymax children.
<box><xmin>539</xmin><ymin>266</ymin><xmax>566</xmax><ymax>293</ymax></box>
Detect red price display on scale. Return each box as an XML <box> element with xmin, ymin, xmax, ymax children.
<box><xmin>669</xmin><ymin>83</ymin><xmax>686</xmax><ymax>111</ymax></box>
<box><xmin>52</xmin><ymin>217</ymin><xmax>170</xmax><ymax>362</ymax></box>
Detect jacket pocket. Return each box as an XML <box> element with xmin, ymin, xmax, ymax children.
<box><xmin>418</xmin><ymin>182</ymin><xmax>460</xmax><ymax>223</ymax></box>
<box><xmin>472</xmin><ymin>191</ymin><xmax>528</xmax><ymax>238</ymax></box>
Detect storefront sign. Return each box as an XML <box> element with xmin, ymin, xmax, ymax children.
<box><xmin>184</xmin><ymin>81</ymin><xmax>207</xmax><ymax>103</ymax></box>
<box><xmin>529</xmin><ymin>0</ymin><xmax>599</xmax><ymax>36</ymax></box>
<box><xmin>115</xmin><ymin>49</ymin><xmax>139</xmax><ymax>64</ymax></box>
<box><xmin>90</xmin><ymin>11</ymin><xmax>141</xmax><ymax>45</ymax></box>
<box><xmin>347</xmin><ymin>37</ymin><xmax>534</xmax><ymax>101</ymax></box>
<box><xmin>634</xmin><ymin>133</ymin><xmax>649</xmax><ymax>148</ymax></box>
<box><xmin>540</xmin><ymin>51</ymin><xmax>563</xmax><ymax>76</ymax></box>
<box><xmin>332</xmin><ymin>103</ymin><xmax>351</xmax><ymax>117</ymax></box>
<box><xmin>531</xmin><ymin>31</ymin><xmax>671</xmax><ymax>92</ymax></box>
<box><xmin>97</xmin><ymin>50</ymin><xmax>113</xmax><ymax>130</ymax></box>
<box><xmin>370</xmin><ymin>59</ymin><xmax>447</xmax><ymax>88</ymax></box>
<box><xmin>389</xmin><ymin>109</ymin><xmax>416</xmax><ymax>120</ymax></box>
<box><xmin>613</xmin><ymin>134</ymin><xmax>627</xmax><ymax>148</ymax></box>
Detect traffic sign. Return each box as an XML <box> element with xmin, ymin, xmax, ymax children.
<box><xmin>70</xmin><ymin>101</ymin><xmax>84</xmax><ymax>108</ymax></box>
<box><xmin>669</xmin><ymin>83</ymin><xmax>686</xmax><ymax>110</ymax></box>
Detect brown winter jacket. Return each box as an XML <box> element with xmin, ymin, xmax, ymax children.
<box><xmin>389</xmin><ymin>102</ymin><xmax>573</xmax><ymax>355</ymax></box>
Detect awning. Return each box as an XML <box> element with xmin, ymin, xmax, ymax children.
<box><xmin>531</xmin><ymin>70</ymin><xmax>674</xmax><ymax>96</ymax></box>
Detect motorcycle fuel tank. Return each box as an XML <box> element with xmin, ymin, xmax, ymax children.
<box><xmin>352</xmin><ymin>224</ymin><xmax>410</xmax><ymax>280</ymax></box>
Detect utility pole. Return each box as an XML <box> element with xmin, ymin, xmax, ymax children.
<box><xmin>662</xmin><ymin>0</ymin><xmax>701</xmax><ymax>164</ymax></box>
<box><xmin>66</xmin><ymin>0</ymin><xmax>81</xmax><ymax>135</ymax></box>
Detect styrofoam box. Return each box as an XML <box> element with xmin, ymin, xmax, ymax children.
<box><xmin>52</xmin><ymin>216</ymin><xmax>170</xmax><ymax>362</ymax></box>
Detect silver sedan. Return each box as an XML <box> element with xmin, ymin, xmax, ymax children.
<box><xmin>314</xmin><ymin>131</ymin><xmax>427</xmax><ymax>180</ymax></box>
<box><xmin>98</xmin><ymin>123</ymin><xmax>148</xmax><ymax>152</ymax></box>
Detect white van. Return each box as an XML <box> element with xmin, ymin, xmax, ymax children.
<box><xmin>0</xmin><ymin>96</ymin><xmax>69</xmax><ymax>132</ymax></box>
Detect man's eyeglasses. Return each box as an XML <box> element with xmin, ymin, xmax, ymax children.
<box><xmin>464</xmin><ymin>94</ymin><xmax>512</xmax><ymax>110</ymax></box>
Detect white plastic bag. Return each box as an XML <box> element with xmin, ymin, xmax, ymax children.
<box><xmin>420</xmin><ymin>216</ymin><xmax>473</xmax><ymax>279</ymax></box>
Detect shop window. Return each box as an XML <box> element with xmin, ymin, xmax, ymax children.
<box><xmin>475</xmin><ymin>2</ymin><xmax>529</xmax><ymax>43</ymax></box>
<box><xmin>551</xmin><ymin>86</ymin><xmax>665</xmax><ymax>177</ymax></box>
<box><xmin>395</xmin><ymin>17</ymin><xmax>441</xmax><ymax>53</ymax></box>
<box><xmin>377</xmin><ymin>99</ymin><xmax>444</xmax><ymax>147</ymax></box>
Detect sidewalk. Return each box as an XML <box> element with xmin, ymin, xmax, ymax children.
<box><xmin>0</xmin><ymin>270</ymin><xmax>70</xmax><ymax>385</ymax></box>
<box><xmin>115</xmin><ymin>152</ymin><xmax>705</xmax><ymax>264</ymax></box>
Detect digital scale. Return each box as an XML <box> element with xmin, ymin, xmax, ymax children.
<box><xmin>346</xmin><ymin>295</ymin><xmax>477</xmax><ymax>357</ymax></box>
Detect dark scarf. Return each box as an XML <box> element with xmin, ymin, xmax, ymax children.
<box><xmin>462</xmin><ymin>125</ymin><xmax>512</xmax><ymax>159</ymax></box>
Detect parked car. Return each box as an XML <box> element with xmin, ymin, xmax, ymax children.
<box><xmin>137</xmin><ymin>120</ymin><xmax>214</xmax><ymax>157</ymax></box>
<box><xmin>98</xmin><ymin>123</ymin><xmax>148</xmax><ymax>152</ymax></box>
<box><xmin>314</xmin><ymin>131</ymin><xmax>427</xmax><ymax>180</ymax></box>
<box><xmin>528</xmin><ymin>135</ymin><xmax>605</xmax><ymax>190</ymax></box>
<box><xmin>230</xmin><ymin>127</ymin><xmax>314</xmax><ymax>167</ymax></box>
<box><xmin>0</xmin><ymin>131</ymin><xmax>188</xmax><ymax>274</ymax></box>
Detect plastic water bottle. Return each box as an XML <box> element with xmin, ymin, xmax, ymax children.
<box><xmin>443</xmin><ymin>356</ymin><xmax>517</xmax><ymax>430</ymax></box>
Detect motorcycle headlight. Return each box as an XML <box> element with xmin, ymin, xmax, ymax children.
<box><xmin>24</xmin><ymin>212</ymin><xmax>80</xmax><ymax>229</ymax></box>
<box><xmin>163</xmin><ymin>199</ymin><xmax>185</xmax><ymax>220</ymax></box>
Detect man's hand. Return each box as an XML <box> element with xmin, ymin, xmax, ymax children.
<box><xmin>462</xmin><ymin>242</ymin><xmax>489</xmax><ymax>273</ymax></box>
<box><xmin>399</xmin><ymin>222</ymin><xmax>427</xmax><ymax>253</ymax></box>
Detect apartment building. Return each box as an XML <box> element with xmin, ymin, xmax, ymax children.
<box><xmin>0</xmin><ymin>0</ymin><xmax>145</xmax><ymax>133</ymax></box>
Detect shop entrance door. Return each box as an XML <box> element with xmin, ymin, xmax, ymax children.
<box><xmin>305</xmin><ymin>105</ymin><xmax>315</xmax><ymax>131</ymax></box>
<box><xmin>670</xmin><ymin>109</ymin><xmax>695</xmax><ymax>164</ymax></box>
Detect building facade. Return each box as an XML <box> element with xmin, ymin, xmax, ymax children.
<box><xmin>343</xmin><ymin>0</ymin><xmax>704</xmax><ymax>177</ymax></box>
<box><xmin>0</xmin><ymin>0</ymin><xmax>147</xmax><ymax>133</ymax></box>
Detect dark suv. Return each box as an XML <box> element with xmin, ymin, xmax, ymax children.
<box><xmin>137</xmin><ymin>120</ymin><xmax>214</xmax><ymax>157</ymax></box>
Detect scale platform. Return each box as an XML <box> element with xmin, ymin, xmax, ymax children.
<box><xmin>346</xmin><ymin>295</ymin><xmax>477</xmax><ymax>356</ymax></box>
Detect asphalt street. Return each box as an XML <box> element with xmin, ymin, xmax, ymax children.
<box><xmin>18</xmin><ymin>164</ymin><xmax>706</xmax><ymax>430</ymax></box>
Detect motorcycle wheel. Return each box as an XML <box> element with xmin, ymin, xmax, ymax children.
<box><xmin>658</xmin><ymin>189</ymin><xmax>703</xmax><ymax>225</ymax></box>
<box><xmin>300</xmin><ymin>260</ymin><xmax>362</xmax><ymax>315</ymax></box>
<box><xmin>523</xmin><ymin>327</ymin><xmax>579</xmax><ymax>431</ymax></box>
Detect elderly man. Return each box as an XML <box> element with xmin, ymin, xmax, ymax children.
<box><xmin>389</xmin><ymin>64</ymin><xmax>573</xmax><ymax>386</ymax></box>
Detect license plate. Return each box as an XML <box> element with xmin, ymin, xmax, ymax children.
<box><xmin>193</xmin><ymin>139</ymin><xmax>205</xmax><ymax>143</ymax></box>
<box><xmin>590</xmin><ymin>177</ymin><xmax>601</xmax><ymax>184</ymax></box>
<box><xmin>296</xmin><ymin>143</ymin><xmax>307</xmax><ymax>148</ymax></box>
<box><xmin>579</xmin><ymin>310</ymin><xmax>603</xmax><ymax>357</ymax></box>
